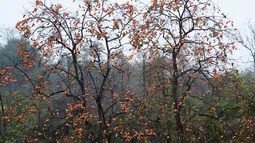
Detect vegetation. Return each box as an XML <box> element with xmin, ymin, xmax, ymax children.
<box><xmin>0</xmin><ymin>0</ymin><xmax>254</xmax><ymax>142</ymax></box>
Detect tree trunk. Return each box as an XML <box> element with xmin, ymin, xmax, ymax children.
<box><xmin>172</xmin><ymin>53</ymin><xmax>184</xmax><ymax>143</ymax></box>
<box><xmin>253</xmin><ymin>54</ymin><xmax>255</xmax><ymax>72</ymax></box>
<box><xmin>143</xmin><ymin>58</ymin><xmax>148</xmax><ymax>97</ymax></box>
<box><xmin>0</xmin><ymin>94</ymin><xmax>6</xmax><ymax>142</ymax></box>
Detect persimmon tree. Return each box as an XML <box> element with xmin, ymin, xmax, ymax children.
<box><xmin>130</xmin><ymin>0</ymin><xmax>239</xmax><ymax>141</ymax></box>
<box><xmin>16</xmin><ymin>0</ymin><xmax>140</xmax><ymax>142</ymax></box>
<box><xmin>0</xmin><ymin>31</ymin><xmax>55</xmax><ymax>142</ymax></box>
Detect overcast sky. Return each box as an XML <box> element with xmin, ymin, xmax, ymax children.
<box><xmin>0</xmin><ymin>0</ymin><xmax>255</xmax><ymax>69</ymax></box>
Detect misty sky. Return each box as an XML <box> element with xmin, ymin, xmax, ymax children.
<box><xmin>0</xmin><ymin>0</ymin><xmax>255</xmax><ymax>69</ymax></box>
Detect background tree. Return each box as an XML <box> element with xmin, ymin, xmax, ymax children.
<box><xmin>239</xmin><ymin>22</ymin><xmax>255</xmax><ymax>72</ymax></box>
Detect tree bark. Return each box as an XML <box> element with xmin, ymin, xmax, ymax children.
<box><xmin>0</xmin><ymin>94</ymin><xmax>6</xmax><ymax>142</ymax></box>
<box><xmin>172</xmin><ymin>52</ymin><xmax>184</xmax><ymax>143</ymax></box>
